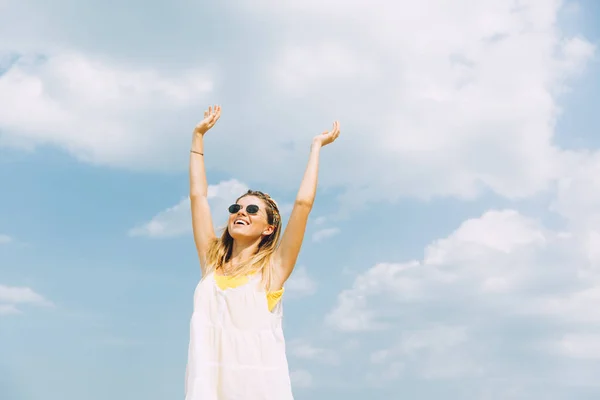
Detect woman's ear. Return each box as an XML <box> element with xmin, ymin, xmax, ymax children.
<box><xmin>262</xmin><ymin>225</ymin><xmax>275</xmax><ymax>236</ymax></box>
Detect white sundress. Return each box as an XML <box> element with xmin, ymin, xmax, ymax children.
<box><xmin>184</xmin><ymin>271</ymin><xmax>294</xmax><ymax>400</ymax></box>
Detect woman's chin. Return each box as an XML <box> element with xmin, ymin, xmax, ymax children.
<box><xmin>229</xmin><ymin>225</ymin><xmax>257</xmax><ymax>240</ymax></box>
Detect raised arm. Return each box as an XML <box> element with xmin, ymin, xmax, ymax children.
<box><xmin>274</xmin><ymin>121</ymin><xmax>341</xmax><ymax>284</ymax></box>
<box><xmin>190</xmin><ymin>105</ymin><xmax>221</xmax><ymax>272</ymax></box>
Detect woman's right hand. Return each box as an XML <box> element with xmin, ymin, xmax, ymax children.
<box><xmin>194</xmin><ymin>105</ymin><xmax>221</xmax><ymax>136</ymax></box>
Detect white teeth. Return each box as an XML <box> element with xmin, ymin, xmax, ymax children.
<box><xmin>235</xmin><ymin>220</ymin><xmax>248</xmax><ymax>225</ymax></box>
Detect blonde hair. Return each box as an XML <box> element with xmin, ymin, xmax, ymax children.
<box><xmin>204</xmin><ymin>190</ymin><xmax>282</xmax><ymax>290</ymax></box>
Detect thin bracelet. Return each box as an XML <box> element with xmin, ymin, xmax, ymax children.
<box><xmin>191</xmin><ymin>150</ymin><xmax>204</xmax><ymax>156</ymax></box>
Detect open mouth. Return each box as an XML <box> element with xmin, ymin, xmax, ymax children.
<box><xmin>234</xmin><ymin>219</ymin><xmax>249</xmax><ymax>226</ymax></box>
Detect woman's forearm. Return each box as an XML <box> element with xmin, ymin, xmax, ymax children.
<box><xmin>190</xmin><ymin>134</ymin><xmax>208</xmax><ymax>197</ymax></box>
<box><xmin>295</xmin><ymin>140</ymin><xmax>322</xmax><ymax>207</ymax></box>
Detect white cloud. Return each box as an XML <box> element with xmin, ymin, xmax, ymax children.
<box><xmin>553</xmin><ymin>150</ymin><xmax>600</xmax><ymax>228</ymax></box>
<box><xmin>425</xmin><ymin>210</ymin><xmax>546</xmax><ymax>258</ymax></box>
<box><xmin>319</xmin><ymin>148</ymin><xmax>600</xmax><ymax>387</ymax></box>
<box><xmin>285</xmin><ymin>266</ymin><xmax>316</xmax><ymax>298</ymax></box>
<box><xmin>326</xmin><ymin>209</ymin><xmax>560</xmax><ymax>331</ymax></box>
<box><xmin>249</xmin><ymin>0</ymin><xmax>596</xmax><ymax>204</ymax></box>
<box><xmin>366</xmin><ymin>361</ymin><xmax>405</xmax><ymax>386</ymax></box>
<box><xmin>311</xmin><ymin>227</ymin><xmax>339</xmax><ymax>242</ymax></box>
<box><xmin>0</xmin><ymin>284</ymin><xmax>48</xmax><ymax>303</ymax></box>
<box><xmin>129</xmin><ymin>179</ymin><xmax>248</xmax><ymax>238</ymax></box>
<box><xmin>0</xmin><ymin>234</ymin><xmax>12</xmax><ymax>244</ymax></box>
<box><xmin>369</xmin><ymin>325</ymin><xmax>481</xmax><ymax>381</ymax></box>
<box><xmin>531</xmin><ymin>284</ymin><xmax>600</xmax><ymax>324</ymax></box>
<box><xmin>0</xmin><ymin>52</ymin><xmax>213</xmax><ymax>170</ymax></box>
<box><xmin>128</xmin><ymin>197</ymin><xmax>192</xmax><ymax>238</ymax></box>
<box><xmin>1</xmin><ymin>0</ymin><xmax>595</xmax><ymax>209</ymax></box>
<box><xmin>0</xmin><ymin>284</ymin><xmax>52</xmax><ymax>315</ymax></box>
<box><xmin>544</xmin><ymin>333</ymin><xmax>600</xmax><ymax>360</ymax></box>
<box><xmin>269</xmin><ymin>42</ymin><xmax>378</xmax><ymax>96</ymax></box>
<box><xmin>324</xmin><ymin>204</ymin><xmax>600</xmax><ymax>387</ymax></box>
<box><xmin>0</xmin><ymin>304</ymin><xmax>20</xmax><ymax>315</ymax></box>
<box><xmin>313</xmin><ymin>216</ymin><xmax>327</xmax><ymax>226</ymax></box>
<box><xmin>288</xmin><ymin>338</ymin><xmax>338</xmax><ymax>365</ymax></box>
<box><xmin>366</xmin><ymin>326</ymin><xmax>481</xmax><ymax>384</ymax></box>
<box><xmin>289</xmin><ymin>369</ymin><xmax>313</xmax><ymax>388</ymax></box>
<box><xmin>326</xmin><ymin>260</ymin><xmax>425</xmax><ymax>332</ymax></box>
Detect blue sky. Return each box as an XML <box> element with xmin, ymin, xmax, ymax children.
<box><xmin>2</xmin><ymin>1</ymin><xmax>600</xmax><ymax>399</ymax></box>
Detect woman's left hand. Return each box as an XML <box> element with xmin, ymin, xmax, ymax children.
<box><xmin>313</xmin><ymin>121</ymin><xmax>341</xmax><ymax>148</ymax></box>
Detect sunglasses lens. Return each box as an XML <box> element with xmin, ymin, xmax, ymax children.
<box><xmin>246</xmin><ymin>205</ymin><xmax>259</xmax><ymax>214</ymax></box>
<box><xmin>228</xmin><ymin>204</ymin><xmax>241</xmax><ymax>214</ymax></box>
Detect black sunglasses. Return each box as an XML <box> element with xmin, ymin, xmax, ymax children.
<box><xmin>228</xmin><ymin>204</ymin><xmax>260</xmax><ymax>214</ymax></box>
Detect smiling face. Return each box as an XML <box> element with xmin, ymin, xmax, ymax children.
<box><xmin>227</xmin><ymin>195</ymin><xmax>275</xmax><ymax>241</ymax></box>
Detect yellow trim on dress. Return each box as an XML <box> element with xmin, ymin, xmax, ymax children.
<box><xmin>214</xmin><ymin>274</ymin><xmax>284</xmax><ymax>312</ymax></box>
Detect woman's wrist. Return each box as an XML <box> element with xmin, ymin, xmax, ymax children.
<box><xmin>311</xmin><ymin>139</ymin><xmax>322</xmax><ymax>151</ymax></box>
<box><xmin>191</xmin><ymin>133</ymin><xmax>205</xmax><ymax>153</ymax></box>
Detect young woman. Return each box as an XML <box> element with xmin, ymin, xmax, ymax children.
<box><xmin>185</xmin><ymin>105</ymin><xmax>340</xmax><ymax>399</ymax></box>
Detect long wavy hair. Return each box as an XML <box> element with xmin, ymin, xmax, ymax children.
<box><xmin>204</xmin><ymin>190</ymin><xmax>282</xmax><ymax>290</ymax></box>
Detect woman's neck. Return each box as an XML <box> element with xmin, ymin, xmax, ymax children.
<box><xmin>229</xmin><ymin>239</ymin><xmax>261</xmax><ymax>266</ymax></box>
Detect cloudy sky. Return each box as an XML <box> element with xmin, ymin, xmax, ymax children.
<box><xmin>2</xmin><ymin>0</ymin><xmax>600</xmax><ymax>399</ymax></box>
